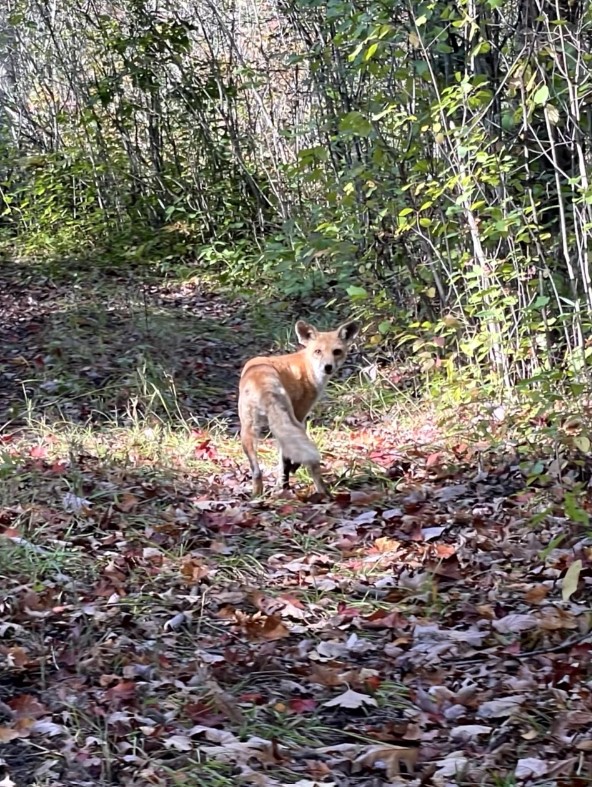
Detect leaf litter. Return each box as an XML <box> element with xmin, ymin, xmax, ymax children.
<box><xmin>0</xmin><ymin>264</ymin><xmax>591</xmax><ymax>786</ymax></box>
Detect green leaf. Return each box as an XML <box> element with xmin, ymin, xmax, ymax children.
<box><xmin>339</xmin><ymin>111</ymin><xmax>373</xmax><ymax>137</ymax></box>
<box><xmin>533</xmin><ymin>85</ymin><xmax>549</xmax><ymax>105</ymax></box>
<box><xmin>348</xmin><ymin>41</ymin><xmax>365</xmax><ymax>61</ymax></box>
<box><xmin>365</xmin><ymin>42</ymin><xmax>379</xmax><ymax>61</ymax></box>
<box><xmin>532</xmin><ymin>295</ymin><xmax>550</xmax><ymax>309</ymax></box>
<box><xmin>346</xmin><ymin>285</ymin><xmax>368</xmax><ymax>300</ymax></box>
<box><xmin>562</xmin><ymin>559</ymin><xmax>582</xmax><ymax>602</ymax></box>
<box><xmin>573</xmin><ymin>434</ymin><xmax>590</xmax><ymax>453</ymax></box>
<box><xmin>564</xmin><ymin>492</ymin><xmax>589</xmax><ymax>524</ymax></box>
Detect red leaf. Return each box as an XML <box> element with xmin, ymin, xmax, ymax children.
<box><xmin>193</xmin><ymin>437</ymin><xmax>218</xmax><ymax>460</ymax></box>
<box><xmin>238</xmin><ymin>691</ymin><xmax>265</xmax><ymax>705</ymax></box>
<box><xmin>288</xmin><ymin>698</ymin><xmax>317</xmax><ymax>713</ymax></box>
<box><xmin>102</xmin><ymin>680</ymin><xmax>137</xmax><ymax>707</ymax></box>
<box><xmin>425</xmin><ymin>452</ymin><xmax>444</xmax><ymax>468</ymax></box>
<box><xmin>337</xmin><ymin>601</ymin><xmax>361</xmax><ymax>619</ymax></box>
<box><xmin>8</xmin><ymin>695</ymin><xmax>47</xmax><ymax>719</ymax></box>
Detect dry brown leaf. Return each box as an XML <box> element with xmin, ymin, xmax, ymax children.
<box><xmin>8</xmin><ymin>694</ymin><xmax>47</xmax><ymax>719</ymax></box>
<box><xmin>524</xmin><ymin>584</ymin><xmax>549</xmax><ymax>603</ymax></box>
<box><xmin>3</xmin><ymin>646</ymin><xmax>30</xmax><ymax>668</ymax></box>
<box><xmin>538</xmin><ymin>607</ymin><xmax>579</xmax><ymax>630</ymax></box>
<box><xmin>116</xmin><ymin>492</ymin><xmax>140</xmax><ymax>512</ymax></box>
<box><xmin>356</xmin><ymin>744</ymin><xmax>418</xmax><ymax>778</ymax></box>
<box><xmin>0</xmin><ymin>727</ymin><xmax>24</xmax><ymax>743</ymax></box>
<box><xmin>241</xmin><ymin>612</ymin><xmax>291</xmax><ymax>641</ymax></box>
<box><xmin>309</xmin><ymin>664</ymin><xmax>345</xmax><ymax>687</ymax></box>
<box><xmin>373</xmin><ymin>536</ymin><xmax>401</xmax><ymax>553</ymax></box>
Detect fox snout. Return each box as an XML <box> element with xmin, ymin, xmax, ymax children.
<box><xmin>324</xmin><ymin>363</ymin><xmax>334</xmax><ymax>374</ymax></box>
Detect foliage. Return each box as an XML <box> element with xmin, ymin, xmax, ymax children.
<box><xmin>1</xmin><ymin>0</ymin><xmax>592</xmax><ymax>394</ymax></box>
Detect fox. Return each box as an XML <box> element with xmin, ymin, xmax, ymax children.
<box><xmin>238</xmin><ymin>319</ymin><xmax>360</xmax><ymax>497</ymax></box>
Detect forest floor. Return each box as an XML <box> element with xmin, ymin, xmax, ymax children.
<box><xmin>0</xmin><ymin>260</ymin><xmax>591</xmax><ymax>787</ymax></box>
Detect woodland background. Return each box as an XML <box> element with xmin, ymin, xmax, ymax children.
<box><xmin>2</xmin><ymin>0</ymin><xmax>592</xmax><ymax>396</ymax></box>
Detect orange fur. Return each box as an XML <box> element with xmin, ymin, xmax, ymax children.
<box><xmin>238</xmin><ymin>319</ymin><xmax>359</xmax><ymax>496</ymax></box>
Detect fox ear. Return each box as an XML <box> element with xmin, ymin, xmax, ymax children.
<box><xmin>295</xmin><ymin>320</ymin><xmax>318</xmax><ymax>345</ymax></box>
<box><xmin>337</xmin><ymin>320</ymin><xmax>360</xmax><ymax>343</ymax></box>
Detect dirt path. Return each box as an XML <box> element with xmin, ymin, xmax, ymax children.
<box><xmin>0</xmin><ymin>264</ymin><xmax>267</xmax><ymax>430</ymax></box>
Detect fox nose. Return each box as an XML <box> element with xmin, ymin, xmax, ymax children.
<box><xmin>324</xmin><ymin>364</ymin><xmax>334</xmax><ymax>374</ymax></box>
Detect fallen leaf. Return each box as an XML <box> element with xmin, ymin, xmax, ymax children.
<box><xmin>163</xmin><ymin>734</ymin><xmax>193</xmax><ymax>751</ymax></box>
<box><xmin>538</xmin><ymin>607</ymin><xmax>578</xmax><ymax>630</ymax></box>
<box><xmin>492</xmin><ymin>614</ymin><xmax>538</xmax><ymax>634</ymax></box>
<box><xmin>8</xmin><ymin>695</ymin><xmax>47</xmax><ymax>719</ymax></box>
<box><xmin>450</xmin><ymin>724</ymin><xmax>492</xmax><ymax>739</ymax></box>
<box><xmin>562</xmin><ymin>559</ymin><xmax>582</xmax><ymax>601</ymax></box>
<box><xmin>356</xmin><ymin>744</ymin><xmax>417</xmax><ymax>778</ymax></box>
<box><xmin>62</xmin><ymin>492</ymin><xmax>91</xmax><ymax>513</ymax></box>
<box><xmin>30</xmin><ymin>719</ymin><xmax>64</xmax><ymax>736</ymax></box>
<box><xmin>421</xmin><ymin>526</ymin><xmax>445</xmax><ymax>540</ymax></box>
<box><xmin>0</xmin><ymin>727</ymin><xmax>23</xmax><ymax>743</ymax></box>
<box><xmin>284</xmin><ymin>782</ymin><xmax>336</xmax><ymax>787</ymax></box>
<box><xmin>102</xmin><ymin>680</ymin><xmax>136</xmax><ymax>706</ymax></box>
<box><xmin>288</xmin><ymin>698</ymin><xmax>317</xmax><ymax>713</ymax></box>
<box><xmin>434</xmin><ymin>751</ymin><xmax>468</xmax><ymax>778</ymax></box>
<box><xmin>477</xmin><ymin>696</ymin><xmax>524</xmax><ymax>719</ymax></box>
<box><xmin>242</xmin><ymin>613</ymin><xmax>291</xmax><ymax>641</ymax></box>
<box><xmin>322</xmin><ymin>689</ymin><xmax>377</xmax><ymax>709</ymax></box>
<box><xmin>524</xmin><ymin>584</ymin><xmax>549</xmax><ymax>603</ymax></box>
<box><xmin>117</xmin><ymin>492</ymin><xmax>140</xmax><ymax>512</ymax></box>
<box><xmin>515</xmin><ymin>757</ymin><xmax>548</xmax><ymax>779</ymax></box>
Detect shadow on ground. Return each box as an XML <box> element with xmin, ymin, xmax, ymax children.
<box><xmin>0</xmin><ymin>261</ymin><xmax>287</xmax><ymax>432</ymax></box>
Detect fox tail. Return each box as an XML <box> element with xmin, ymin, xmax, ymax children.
<box><xmin>266</xmin><ymin>397</ymin><xmax>320</xmax><ymax>466</ymax></box>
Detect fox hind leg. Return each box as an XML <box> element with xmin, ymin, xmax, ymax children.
<box><xmin>241</xmin><ymin>427</ymin><xmax>263</xmax><ymax>496</ymax></box>
<box><xmin>307</xmin><ymin>460</ymin><xmax>329</xmax><ymax>497</ymax></box>
<box><xmin>277</xmin><ymin>450</ymin><xmax>301</xmax><ymax>489</ymax></box>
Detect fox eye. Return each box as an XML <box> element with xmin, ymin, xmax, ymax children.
<box><xmin>314</xmin><ymin>349</ymin><xmax>322</xmax><ymax>357</ymax></box>
<box><xmin>333</xmin><ymin>349</ymin><xmax>343</xmax><ymax>357</ymax></box>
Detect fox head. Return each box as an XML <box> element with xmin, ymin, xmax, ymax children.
<box><xmin>295</xmin><ymin>319</ymin><xmax>360</xmax><ymax>384</ymax></box>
